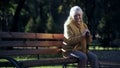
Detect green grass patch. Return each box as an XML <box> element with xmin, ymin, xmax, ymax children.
<box><xmin>89</xmin><ymin>46</ymin><xmax>120</xmax><ymax>50</ymax></box>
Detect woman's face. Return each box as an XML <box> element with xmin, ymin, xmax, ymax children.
<box><xmin>74</xmin><ymin>13</ymin><xmax>82</xmax><ymax>24</ymax></box>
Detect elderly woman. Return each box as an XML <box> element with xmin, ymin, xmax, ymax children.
<box><xmin>62</xmin><ymin>6</ymin><xmax>99</xmax><ymax>68</ymax></box>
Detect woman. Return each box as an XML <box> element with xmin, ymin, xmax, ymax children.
<box><xmin>62</xmin><ymin>6</ymin><xmax>99</xmax><ymax>68</ymax></box>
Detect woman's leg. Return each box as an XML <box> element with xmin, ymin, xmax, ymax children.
<box><xmin>70</xmin><ymin>51</ymin><xmax>87</xmax><ymax>68</ymax></box>
<box><xmin>87</xmin><ymin>51</ymin><xmax>99</xmax><ymax>68</ymax></box>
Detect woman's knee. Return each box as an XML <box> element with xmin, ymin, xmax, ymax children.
<box><xmin>71</xmin><ymin>51</ymin><xmax>87</xmax><ymax>61</ymax></box>
<box><xmin>79</xmin><ymin>54</ymin><xmax>87</xmax><ymax>61</ymax></box>
<box><xmin>87</xmin><ymin>51</ymin><xmax>98</xmax><ymax>62</ymax></box>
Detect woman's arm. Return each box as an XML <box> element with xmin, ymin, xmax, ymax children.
<box><xmin>63</xmin><ymin>24</ymin><xmax>82</xmax><ymax>46</ymax></box>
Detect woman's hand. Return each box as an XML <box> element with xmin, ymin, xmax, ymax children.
<box><xmin>81</xmin><ymin>29</ymin><xmax>90</xmax><ymax>37</ymax></box>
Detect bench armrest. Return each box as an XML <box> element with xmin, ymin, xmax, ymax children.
<box><xmin>0</xmin><ymin>56</ymin><xmax>22</xmax><ymax>68</ymax></box>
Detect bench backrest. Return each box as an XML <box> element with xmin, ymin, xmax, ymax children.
<box><xmin>0</xmin><ymin>32</ymin><xmax>64</xmax><ymax>56</ymax></box>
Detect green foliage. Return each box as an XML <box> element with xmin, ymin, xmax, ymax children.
<box><xmin>25</xmin><ymin>17</ymin><xmax>35</xmax><ymax>32</ymax></box>
<box><xmin>46</xmin><ymin>13</ymin><xmax>54</xmax><ymax>33</ymax></box>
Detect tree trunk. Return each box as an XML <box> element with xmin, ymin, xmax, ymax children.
<box><xmin>10</xmin><ymin>0</ymin><xmax>26</xmax><ymax>32</ymax></box>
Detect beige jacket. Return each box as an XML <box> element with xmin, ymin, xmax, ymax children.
<box><xmin>62</xmin><ymin>20</ymin><xmax>92</xmax><ymax>57</ymax></box>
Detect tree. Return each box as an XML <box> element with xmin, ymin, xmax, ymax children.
<box><xmin>10</xmin><ymin>0</ymin><xmax>26</xmax><ymax>32</ymax></box>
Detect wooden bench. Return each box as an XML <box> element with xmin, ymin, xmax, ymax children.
<box><xmin>0</xmin><ymin>32</ymin><xmax>78</xmax><ymax>68</ymax></box>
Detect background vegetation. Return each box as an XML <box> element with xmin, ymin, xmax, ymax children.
<box><xmin>0</xmin><ymin>0</ymin><xmax>120</xmax><ymax>47</ymax></box>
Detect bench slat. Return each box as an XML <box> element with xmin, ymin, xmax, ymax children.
<box><xmin>0</xmin><ymin>32</ymin><xmax>63</xmax><ymax>39</ymax></box>
<box><xmin>21</xmin><ymin>58</ymin><xmax>78</xmax><ymax>67</ymax></box>
<box><xmin>0</xmin><ymin>41</ymin><xmax>63</xmax><ymax>47</ymax></box>
<box><xmin>0</xmin><ymin>58</ymin><xmax>78</xmax><ymax>67</ymax></box>
<box><xmin>0</xmin><ymin>49</ymin><xmax>60</xmax><ymax>56</ymax></box>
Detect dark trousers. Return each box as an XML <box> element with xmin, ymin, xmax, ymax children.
<box><xmin>70</xmin><ymin>51</ymin><xmax>99</xmax><ymax>68</ymax></box>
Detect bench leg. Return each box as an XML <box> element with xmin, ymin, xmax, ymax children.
<box><xmin>0</xmin><ymin>56</ymin><xmax>22</xmax><ymax>68</ymax></box>
<box><xmin>63</xmin><ymin>64</ymin><xmax>67</xmax><ymax>68</ymax></box>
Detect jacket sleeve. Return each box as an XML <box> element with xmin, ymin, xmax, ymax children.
<box><xmin>63</xmin><ymin>24</ymin><xmax>82</xmax><ymax>46</ymax></box>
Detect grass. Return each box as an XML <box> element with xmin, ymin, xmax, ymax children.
<box><xmin>89</xmin><ymin>46</ymin><xmax>120</xmax><ymax>50</ymax></box>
